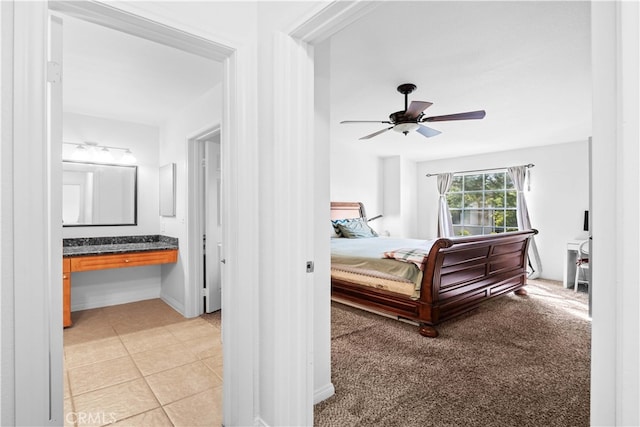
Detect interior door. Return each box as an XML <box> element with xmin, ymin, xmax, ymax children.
<box><xmin>203</xmin><ymin>137</ymin><xmax>222</xmax><ymax>313</ymax></box>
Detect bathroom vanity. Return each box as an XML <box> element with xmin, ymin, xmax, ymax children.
<box><xmin>62</xmin><ymin>235</ymin><xmax>178</xmax><ymax>327</ymax></box>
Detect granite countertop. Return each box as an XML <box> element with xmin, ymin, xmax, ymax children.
<box><xmin>63</xmin><ymin>235</ymin><xmax>178</xmax><ymax>257</ymax></box>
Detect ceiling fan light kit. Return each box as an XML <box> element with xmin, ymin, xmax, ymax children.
<box><xmin>340</xmin><ymin>83</ymin><xmax>486</xmax><ymax>140</ymax></box>
<box><xmin>393</xmin><ymin>122</ymin><xmax>420</xmax><ymax>134</ymax></box>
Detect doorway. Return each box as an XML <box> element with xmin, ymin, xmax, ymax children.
<box><xmin>193</xmin><ymin>128</ymin><xmax>223</xmax><ymax>314</ymax></box>
<box><xmin>49</xmin><ymin>3</ymin><xmax>227</xmax><ymax>425</ymax></box>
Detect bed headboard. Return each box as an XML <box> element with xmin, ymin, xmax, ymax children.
<box><xmin>330</xmin><ymin>202</ymin><xmax>366</xmax><ymax>220</ymax></box>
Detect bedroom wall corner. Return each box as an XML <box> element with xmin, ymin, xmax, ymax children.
<box><xmin>379</xmin><ymin>155</ymin><xmax>417</xmax><ymax>238</ymax></box>
<box><xmin>382</xmin><ymin>156</ymin><xmax>401</xmax><ymax>235</ymax></box>
<box><xmin>401</xmin><ymin>157</ymin><xmax>418</xmax><ymax>237</ymax></box>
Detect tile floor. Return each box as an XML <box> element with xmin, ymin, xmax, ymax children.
<box><xmin>63</xmin><ymin>299</ymin><xmax>222</xmax><ymax>427</ymax></box>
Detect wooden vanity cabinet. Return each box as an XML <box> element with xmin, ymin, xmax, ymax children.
<box><xmin>63</xmin><ymin>249</ymin><xmax>178</xmax><ymax>328</ymax></box>
<box><xmin>69</xmin><ymin>250</ymin><xmax>177</xmax><ymax>272</ymax></box>
<box><xmin>63</xmin><ymin>258</ymin><xmax>71</xmax><ymax>327</ymax></box>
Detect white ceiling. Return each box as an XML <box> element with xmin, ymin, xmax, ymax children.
<box><xmin>62</xmin><ymin>14</ymin><xmax>222</xmax><ymax>126</ymax></box>
<box><xmin>329</xmin><ymin>1</ymin><xmax>591</xmax><ymax>162</ymax></box>
<box><xmin>60</xmin><ymin>1</ymin><xmax>590</xmax><ymax>161</ymax></box>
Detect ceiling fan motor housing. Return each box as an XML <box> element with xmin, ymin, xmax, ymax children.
<box><xmin>390</xmin><ymin>111</ymin><xmax>421</xmax><ymax>135</ymax></box>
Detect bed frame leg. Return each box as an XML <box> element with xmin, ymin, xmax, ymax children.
<box><xmin>514</xmin><ymin>288</ymin><xmax>527</xmax><ymax>296</ymax></box>
<box><xmin>419</xmin><ymin>324</ymin><xmax>439</xmax><ymax>338</ymax></box>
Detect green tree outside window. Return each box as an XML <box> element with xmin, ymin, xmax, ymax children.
<box><xmin>447</xmin><ymin>171</ymin><xmax>518</xmax><ymax>236</ymax></box>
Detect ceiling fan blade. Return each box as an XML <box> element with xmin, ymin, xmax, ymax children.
<box><xmin>422</xmin><ymin>110</ymin><xmax>486</xmax><ymax>122</ymax></box>
<box><xmin>341</xmin><ymin>120</ymin><xmax>392</xmax><ymax>124</ymax></box>
<box><xmin>359</xmin><ymin>126</ymin><xmax>394</xmax><ymax>140</ymax></box>
<box><xmin>404</xmin><ymin>101</ymin><xmax>433</xmax><ymax>120</ymax></box>
<box><xmin>416</xmin><ymin>124</ymin><xmax>442</xmax><ymax>138</ymax></box>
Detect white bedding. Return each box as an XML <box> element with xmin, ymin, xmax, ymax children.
<box><xmin>331</xmin><ymin>237</ymin><xmax>436</xmax><ymax>298</ymax></box>
<box><xmin>331</xmin><ymin>236</ymin><xmax>434</xmax><ymax>259</ymax></box>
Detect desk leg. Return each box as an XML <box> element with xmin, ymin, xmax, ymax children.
<box><xmin>564</xmin><ymin>249</ymin><xmax>578</xmax><ymax>288</ymax></box>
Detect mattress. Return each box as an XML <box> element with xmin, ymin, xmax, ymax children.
<box><xmin>331</xmin><ymin>237</ymin><xmax>435</xmax><ymax>299</ymax></box>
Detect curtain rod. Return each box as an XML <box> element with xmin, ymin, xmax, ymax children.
<box><xmin>425</xmin><ymin>163</ymin><xmax>535</xmax><ymax>177</ymax></box>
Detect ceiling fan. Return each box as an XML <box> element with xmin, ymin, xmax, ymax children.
<box><xmin>340</xmin><ymin>83</ymin><xmax>486</xmax><ymax>140</ymax></box>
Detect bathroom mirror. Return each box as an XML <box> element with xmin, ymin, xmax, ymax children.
<box><xmin>62</xmin><ymin>161</ymin><xmax>137</xmax><ymax>226</ymax></box>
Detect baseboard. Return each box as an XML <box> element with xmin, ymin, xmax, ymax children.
<box><xmin>314</xmin><ymin>382</ymin><xmax>335</xmax><ymax>404</ymax></box>
<box><xmin>229</xmin><ymin>385</ymin><xmax>334</xmax><ymax>426</ymax></box>
<box><xmin>160</xmin><ymin>293</ymin><xmax>186</xmax><ymax>316</ymax></box>
<box><xmin>254</xmin><ymin>417</ymin><xmax>269</xmax><ymax>427</ymax></box>
<box><xmin>71</xmin><ymin>290</ymin><xmax>160</xmax><ymax>311</ymax></box>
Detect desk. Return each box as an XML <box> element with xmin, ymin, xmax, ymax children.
<box><xmin>62</xmin><ymin>235</ymin><xmax>179</xmax><ymax>327</ymax></box>
<box><xmin>62</xmin><ymin>250</ymin><xmax>178</xmax><ymax>327</ymax></box>
<box><xmin>563</xmin><ymin>240</ymin><xmax>586</xmax><ymax>288</ymax></box>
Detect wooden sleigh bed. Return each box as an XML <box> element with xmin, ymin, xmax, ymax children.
<box><xmin>330</xmin><ymin>202</ymin><xmax>537</xmax><ymax>337</ymax></box>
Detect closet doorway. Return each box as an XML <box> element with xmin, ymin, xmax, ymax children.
<box><xmin>191</xmin><ymin>128</ymin><xmax>223</xmax><ymax>314</ymax></box>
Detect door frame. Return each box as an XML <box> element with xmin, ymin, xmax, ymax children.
<box><xmin>187</xmin><ymin>125</ymin><xmax>221</xmax><ymax>317</ymax></box>
<box><xmin>30</xmin><ymin>1</ymin><xmax>259</xmax><ymax>425</ymax></box>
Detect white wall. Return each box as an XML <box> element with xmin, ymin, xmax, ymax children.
<box><xmin>158</xmin><ymin>84</ymin><xmax>222</xmax><ymax>315</ymax></box>
<box><xmin>380</xmin><ymin>155</ymin><xmax>418</xmax><ymax>237</ymax></box>
<box><xmin>382</xmin><ymin>156</ymin><xmax>401</xmax><ymax>235</ymax></box>
<box><xmin>330</xmin><ymin>147</ymin><xmax>383</xmax><ymax>216</ymax></box>
<box><xmin>417</xmin><ymin>140</ymin><xmax>590</xmax><ymax>281</ymax></box>
<box><xmin>69</xmin><ymin>266</ymin><xmax>162</xmax><ymax>311</ymax></box>
<box><xmin>62</xmin><ymin>112</ymin><xmax>163</xmax><ymax>310</ymax></box>
<box><xmin>62</xmin><ymin>112</ymin><xmax>160</xmax><ymax>237</ymax></box>
<box><xmin>330</xmin><ymin>151</ymin><xmax>418</xmax><ymax>238</ymax></box>
<box><xmin>401</xmin><ymin>157</ymin><xmax>418</xmax><ymax>237</ymax></box>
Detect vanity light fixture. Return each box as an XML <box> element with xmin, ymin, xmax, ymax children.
<box><xmin>96</xmin><ymin>147</ymin><xmax>114</xmax><ymax>163</ymax></box>
<box><xmin>120</xmin><ymin>149</ymin><xmax>137</xmax><ymax>164</ymax></box>
<box><xmin>70</xmin><ymin>144</ymin><xmax>90</xmax><ymax>162</ymax></box>
<box><xmin>63</xmin><ymin>141</ymin><xmax>137</xmax><ymax>165</ymax></box>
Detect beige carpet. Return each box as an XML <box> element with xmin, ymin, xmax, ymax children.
<box><xmin>314</xmin><ymin>279</ymin><xmax>590</xmax><ymax>427</ymax></box>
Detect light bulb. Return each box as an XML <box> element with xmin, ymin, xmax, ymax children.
<box><xmin>120</xmin><ymin>149</ymin><xmax>137</xmax><ymax>164</ymax></box>
<box><xmin>71</xmin><ymin>145</ymin><xmax>90</xmax><ymax>161</ymax></box>
<box><xmin>96</xmin><ymin>147</ymin><xmax>114</xmax><ymax>163</ymax></box>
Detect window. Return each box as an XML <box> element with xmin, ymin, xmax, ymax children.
<box><xmin>447</xmin><ymin>171</ymin><xmax>518</xmax><ymax>236</ymax></box>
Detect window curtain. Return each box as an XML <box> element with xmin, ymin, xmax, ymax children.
<box><xmin>508</xmin><ymin>166</ymin><xmax>542</xmax><ymax>278</ymax></box>
<box><xmin>437</xmin><ymin>173</ymin><xmax>454</xmax><ymax>237</ymax></box>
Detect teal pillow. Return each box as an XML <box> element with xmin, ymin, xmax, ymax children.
<box><xmin>332</xmin><ymin>218</ymin><xmax>363</xmax><ymax>236</ymax></box>
<box><xmin>331</xmin><ymin>219</ymin><xmax>346</xmax><ymax>236</ymax></box>
<box><xmin>334</xmin><ymin>218</ymin><xmax>378</xmax><ymax>238</ymax></box>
